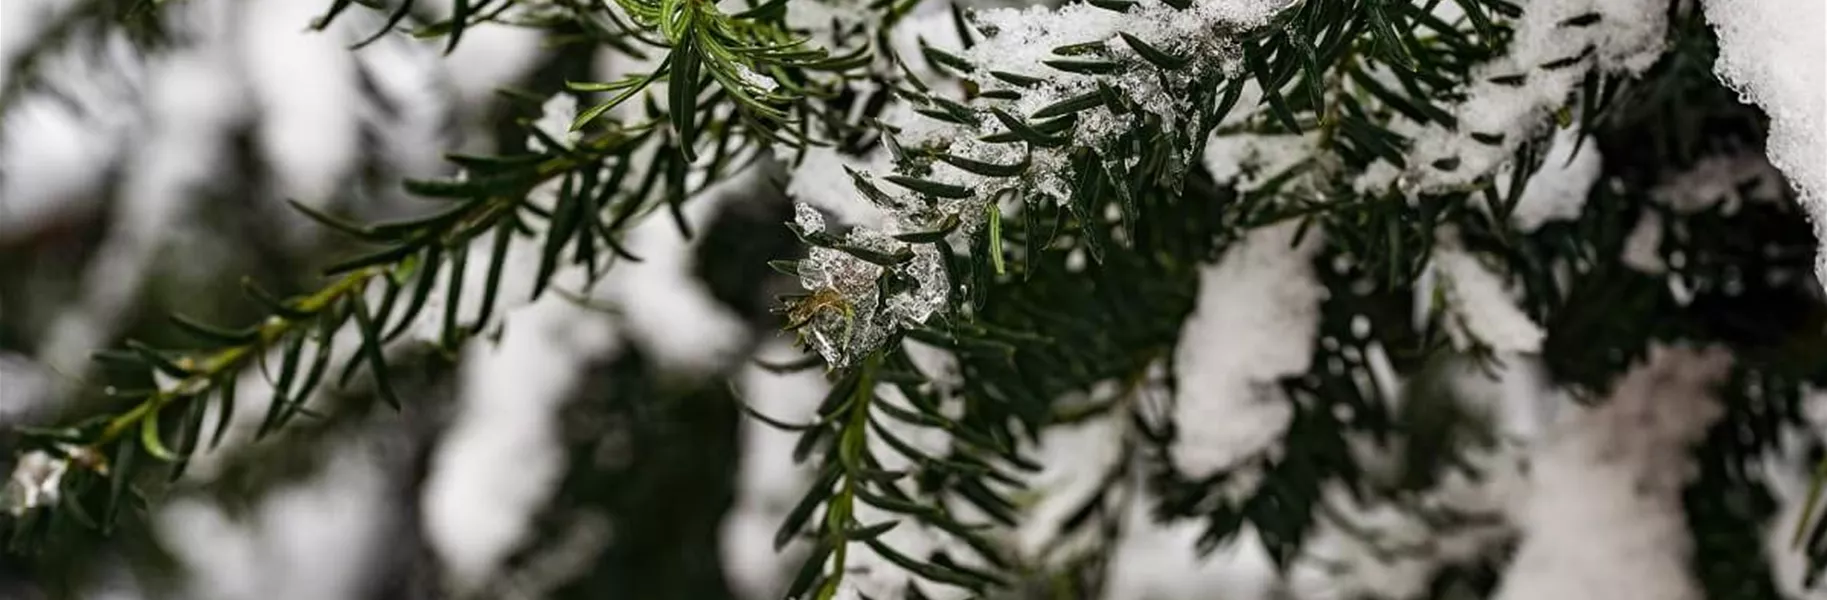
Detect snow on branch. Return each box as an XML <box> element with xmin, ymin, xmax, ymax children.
<box><xmin>1170</xmin><ymin>222</ymin><xmax>1323</xmax><ymax>479</ymax></box>
<box><xmin>1369</xmin><ymin>0</ymin><xmax>1668</xmax><ymax>195</ymax></box>
<box><xmin>1698</xmin><ymin>0</ymin><xmax>1827</xmax><ymax>290</ymax></box>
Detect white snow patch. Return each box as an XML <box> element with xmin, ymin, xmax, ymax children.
<box><xmin>1651</xmin><ymin>152</ymin><xmax>1788</xmax><ymax>214</ymax></box>
<box><xmin>1102</xmin><ymin>489</ymin><xmax>1281</xmax><ymax>600</ymax></box>
<box><xmin>160</xmin><ymin>442</ymin><xmax>396</xmax><ymax>600</ymax></box>
<box><xmin>784</xmin><ymin>145</ymin><xmax>892</xmax><ymax>228</ymax></box>
<box><xmin>1622</xmin><ymin>210</ymin><xmax>1666</xmax><ymax>273</ymax></box>
<box><xmin>0</xmin><ymin>22</ymin><xmax>142</xmax><ymax>243</ymax></box>
<box><xmin>1509</xmin><ymin>128</ymin><xmax>1602</xmax><ymax>232</ymax></box>
<box><xmin>600</xmin><ymin>169</ymin><xmax>753</xmax><ymax>376</ymax></box>
<box><xmin>721</xmin><ymin>339</ymin><xmax>831</xmax><ymax>600</ymax></box>
<box><xmin>420</xmin><ymin>291</ymin><xmax>622</xmax><ymax>592</ymax></box>
<box><xmin>1170</xmin><ymin>222</ymin><xmax>1324</xmax><ymax>479</ymax></box>
<box><xmin>1013</xmin><ymin>396</ymin><xmax>1126</xmax><ymax>563</ymax></box>
<box><xmin>1201</xmin><ymin>133</ymin><xmax>1316</xmax><ymax>191</ymax></box>
<box><xmin>1491</xmin><ymin>345</ymin><xmax>1731</xmax><ymax>600</ymax></box>
<box><xmin>243</xmin><ymin>0</ymin><xmax>363</xmax><ymax>213</ymax></box>
<box><xmin>420</xmin><ymin>92</ymin><xmax>629</xmax><ymax>587</ymax></box>
<box><xmin>1426</xmin><ymin>242</ymin><xmax>1544</xmax><ymax>354</ymax></box>
<box><xmin>34</xmin><ymin>48</ymin><xmax>248</xmax><ymax>379</ymax></box>
<box><xmin>0</xmin><ymin>353</ymin><xmax>55</xmax><ymax>425</ymax></box>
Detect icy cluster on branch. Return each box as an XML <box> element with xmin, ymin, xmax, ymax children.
<box><xmin>793</xmin><ymin>204</ymin><xmax>949</xmax><ymax>365</ymax></box>
<box><xmin>789</xmin><ymin>0</ymin><xmax>1296</xmax><ymax>365</ymax></box>
<box><xmin>1698</xmin><ymin>0</ymin><xmax>1827</xmax><ymax>289</ymax></box>
<box><xmin>1376</xmin><ymin>0</ymin><xmax>1667</xmax><ymax>195</ymax></box>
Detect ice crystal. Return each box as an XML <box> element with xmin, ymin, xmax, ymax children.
<box><xmin>792</xmin><ymin>201</ymin><xmax>952</xmax><ymax>367</ymax></box>
<box><xmin>794</xmin><ymin>201</ymin><xmax>827</xmax><ymax>234</ymax></box>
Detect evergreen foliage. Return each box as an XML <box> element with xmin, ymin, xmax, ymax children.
<box><xmin>1</xmin><ymin>0</ymin><xmax>1823</xmax><ymax>597</ymax></box>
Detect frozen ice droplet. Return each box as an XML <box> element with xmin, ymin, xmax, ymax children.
<box><xmin>795</xmin><ymin>202</ymin><xmax>826</xmax><ymax>234</ymax></box>
<box><xmin>885</xmin><ymin>245</ymin><xmax>947</xmax><ymax>326</ymax></box>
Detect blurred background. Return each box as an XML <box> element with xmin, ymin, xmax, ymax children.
<box><xmin>0</xmin><ymin>1</ymin><xmax>798</xmax><ymax>598</ymax></box>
